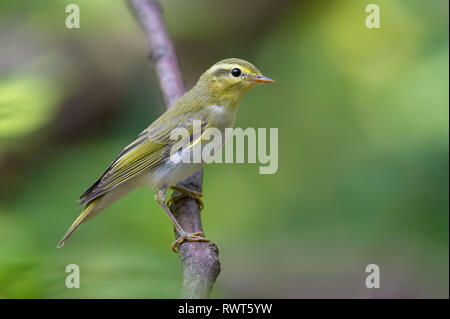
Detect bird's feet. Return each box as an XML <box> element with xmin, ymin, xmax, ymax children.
<box><xmin>171</xmin><ymin>231</ymin><xmax>210</xmax><ymax>252</ymax></box>
<box><xmin>167</xmin><ymin>185</ymin><xmax>204</xmax><ymax>210</ymax></box>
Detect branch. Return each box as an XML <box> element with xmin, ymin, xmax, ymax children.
<box><xmin>126</xmin><ymin>0</ymin><xmax>220</xmax><ymax>299</ymax></box>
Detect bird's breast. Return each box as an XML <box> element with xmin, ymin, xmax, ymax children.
<box><xmin>206</xmin><ymin>104</ymin><xmax>238</xmax><ymax>130</ymax></box>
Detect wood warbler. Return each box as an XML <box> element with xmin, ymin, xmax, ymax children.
<box><xmin>57</xmin><ymin>58</ymin><xmax>274</xmax><ymax>251</ymax></box>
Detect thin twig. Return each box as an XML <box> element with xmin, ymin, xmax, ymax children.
<box><xmin>126</xmin><ymin>0</ymin><xmax>220</xmax><ymax>298</ymax></box>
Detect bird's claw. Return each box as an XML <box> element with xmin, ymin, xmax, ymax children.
<box><xmin>171</xmin><ymin>231</ymin><xmax>210</xmax><ymax>253</ymax></box>
<box><xmin>167</xmin><ymin>186</ymin><xmax>204</xmax><ymax>210</ymax></box>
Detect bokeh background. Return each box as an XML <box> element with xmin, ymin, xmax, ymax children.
<box><xmin>0</xmin><ymin>0</ymin><xmax>448</xmax><ymax>298</ymax></box>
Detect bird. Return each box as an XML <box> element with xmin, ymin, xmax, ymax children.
<box><xmin>57</xmin><ymin>58</ymin><xmax>274</xmax><ymax>252</ymax></box>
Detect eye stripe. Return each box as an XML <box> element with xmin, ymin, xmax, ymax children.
<box><xmin>208</xmin><ymin>63</ymin><xmax>253</xmax><ymax>76</ymax></box>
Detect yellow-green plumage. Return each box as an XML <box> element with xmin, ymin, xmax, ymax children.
<box><xmin>57</xmin><ymin>58</ymin><xmax>273</xmax><ymax>249</ymax></box>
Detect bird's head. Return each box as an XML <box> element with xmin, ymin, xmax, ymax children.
<box><xmin>197</xmin><ymin>58</ymin><xmax>274</xmax><ymax>104</ymax></box>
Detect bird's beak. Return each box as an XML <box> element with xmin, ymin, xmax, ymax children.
<box><xmin>253</xmin><ymin>75</ymin><xmax>275</xmax><ymax>83</ymax></box>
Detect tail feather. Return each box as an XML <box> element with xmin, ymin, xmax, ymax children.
<box><xmin>57</xmin><ymin>200</ymin><xmax>99</xmax><ymax>248</ymax></box>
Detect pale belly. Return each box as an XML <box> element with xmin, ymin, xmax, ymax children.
<box><xmin>147</xmin><ymin>157</ymin><xmax>205</xmax><ymax>191</ymax></box>
<box><xmin>147</xmin><ymin>125</ymin><xmax>230</xmax><ymax>191</ymax></box>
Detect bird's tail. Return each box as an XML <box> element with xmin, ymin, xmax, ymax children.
<box><xmin>57</xmin><ymin>199</ymin><xmax>100</xmax><ymax>248</ymax></box>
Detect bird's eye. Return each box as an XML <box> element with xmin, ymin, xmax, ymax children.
<box><xmin>231</xmin><ymin>68</ymin><xmax>241</xmax><ymax>77</ymax></box>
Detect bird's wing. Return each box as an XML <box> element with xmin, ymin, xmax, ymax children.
<box><xmin>78</xmin><ymin>109</ymin><xmax>210</xmax><ymax>205</ymax></box>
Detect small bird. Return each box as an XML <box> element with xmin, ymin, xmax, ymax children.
<box><xmin>57</xmin><ymin>58</ymin><xmax>274</xmax><ymax>251</ymax></box>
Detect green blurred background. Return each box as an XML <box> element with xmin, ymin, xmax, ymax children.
<box><xmin>0</xmin><ymin>0</ymin><xmax>448</xmax><ymax>298</ymax></box>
